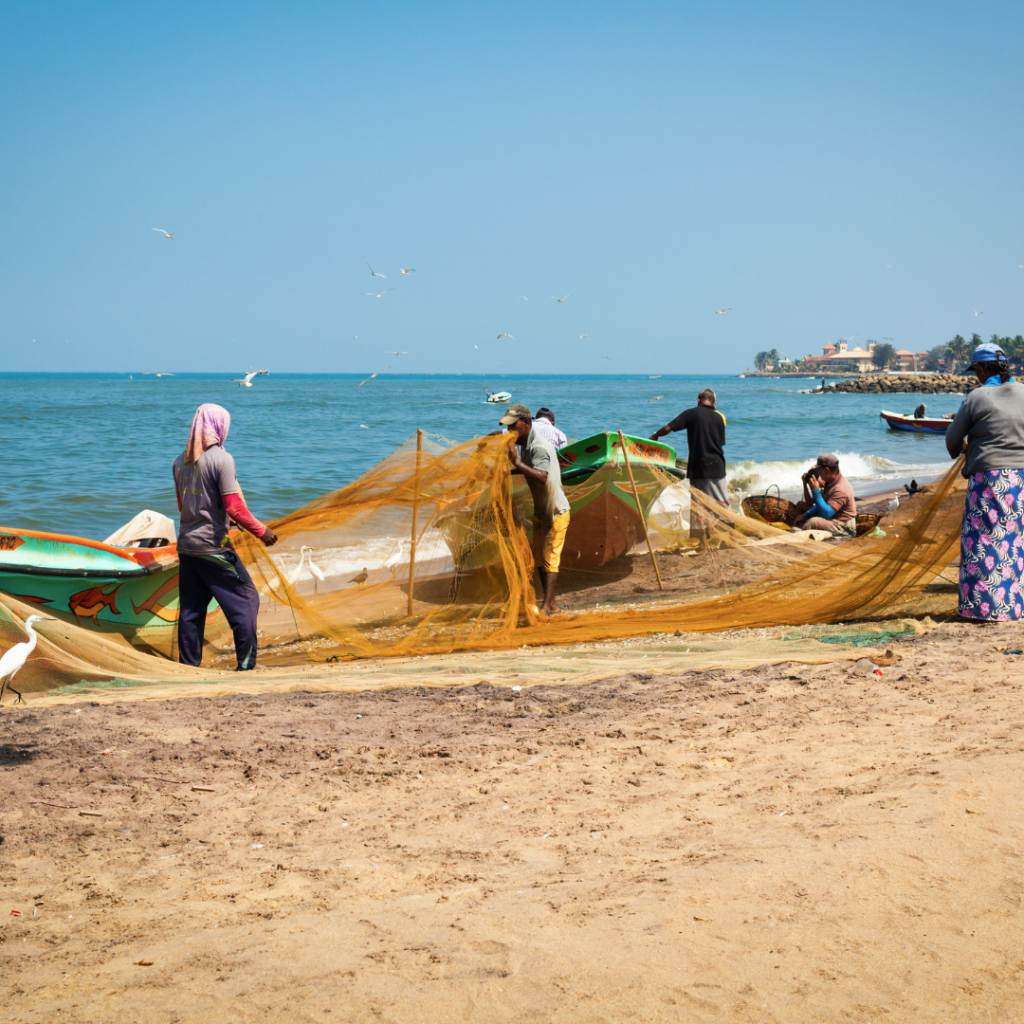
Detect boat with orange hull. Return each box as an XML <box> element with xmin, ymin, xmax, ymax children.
<box><xmin>438</xmin><ymin>432</ymin><xmax>682</xmax><ymax>570</ymax></box>
<box><xmin>0</xmin><ymin>527</ymin><xmax>183</xmax><ymax>655</ymax></box>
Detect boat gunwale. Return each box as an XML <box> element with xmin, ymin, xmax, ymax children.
<box><xmin>0</xmin><ymin>526</ymin><xmax>177</xmax><ymax>569</ymax></box>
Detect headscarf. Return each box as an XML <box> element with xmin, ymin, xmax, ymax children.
<box><xmin>184</xmin><ymin>404</ymin><xmax>231</xmax><ymax>464</ymax></box>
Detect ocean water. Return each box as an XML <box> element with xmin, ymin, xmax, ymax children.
<box><xmin>0</xmin><ymin>373</ymin><xmax>963</xmax><ymax>541</ymax></box>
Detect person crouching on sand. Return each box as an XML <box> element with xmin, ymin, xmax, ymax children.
<box><xmin>500</xmin><ymin>403</ymin><xmax>571</xmax><ymax>616</ymax></box>
<box><xmin>172</xmin><ymin>404</ymin><xmax>278</xmax><ymax>670</ymax></box>
<box><xmin>793</xmin><ymin>453</ymin><xmax>857</xmax><ymax>538</ymax></box>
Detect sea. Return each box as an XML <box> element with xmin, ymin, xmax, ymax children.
<box><xmin>0</xmin><ymin>373</ymin><xmax>963</xmax><ymax>542</ymax></box>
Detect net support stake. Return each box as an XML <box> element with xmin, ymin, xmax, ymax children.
<box><xmin>407</xmin><ymin>428</ymin><xmax>423</xmax><ymax>616</ymax></box>
<box><xmin>617</xmin><ymin>429</ymin><xmax>664</xmax><ymax>591</ymax></box>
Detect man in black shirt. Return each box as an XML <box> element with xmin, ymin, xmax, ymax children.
<box><xmin>650</xmin><ymin>388</ymin><xmax>728</xmax><ymax>549</ymax></box>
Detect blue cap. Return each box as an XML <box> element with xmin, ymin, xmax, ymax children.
<box><xmin>969</xmin><ymin>341</ymin><xmax>1007</xmax><ymax>367</ymax></box>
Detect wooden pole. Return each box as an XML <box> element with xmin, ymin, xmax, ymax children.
<box><xmin>407</xmin><ymin>428</ymin><xmax>423</xmax><ymax>616</ymax></box>
<box><xmin>617</xmin><ymin>429</ymin><xmax>664</xmax><ymax>591</ymax></box>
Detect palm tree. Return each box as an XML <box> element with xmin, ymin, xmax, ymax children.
<box><xmin>946</xmin><ymin>335</ymin><xmax>969</xmax><ymax>374</ymax></box>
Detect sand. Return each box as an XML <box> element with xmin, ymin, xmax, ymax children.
<box><xmin>3</xmin><ymin>617</ymin><xmax>1024</xmax><ymax>1022</ymax></box>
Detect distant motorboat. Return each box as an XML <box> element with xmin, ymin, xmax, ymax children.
<box><xmin>879</xmin><ymin>409</ymin><xmax>952</xmax><ymax>435</ymax></box>
<box><xmin>485</xmin><ymin>390</ymin><xmax>512</xmax><ymax>404</ymax></box>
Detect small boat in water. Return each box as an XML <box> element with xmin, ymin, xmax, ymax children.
<box><xmin>0</xmin><ymin>526</ymin><xmax>183</xmax><ymax>654</ymax></box>
<box><xmin>485</xmin><ymin>391</ymin><xmax>512</xmax><ymax>404</ymax></box>
<box><xmin>438</xmin><ymin>432</ymin><xmax>683</xmax><ymax>570</ymax></box>
<box><xmin>879</xmin><ymin>409</ymin><xmax>953</xmax><ymax>435</ymax></box>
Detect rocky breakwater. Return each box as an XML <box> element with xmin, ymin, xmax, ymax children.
<box><xmin>823</xmin><ymin>373</ymin><xmax>978</xmax><ymax>395</ymax></box>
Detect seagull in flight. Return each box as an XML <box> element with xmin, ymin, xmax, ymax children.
<box><xmin>974</xmin><ymin>310</ymin><xmax>984</xmax><ymax>316</ymax></box>
<box><xmin>152</xmin><ymin>228</ymin><xmax>176</xmax><ymax>239</ymax></box>
<box><xmin>400</xmin><ymin>268</ymin><xmax>415</xmax><ymax>275</ymax></box>
<box><xmin>649</xmin><ymin>395</ymin><xmax>666</xmax><ymax>402</ymax></box>
<box><xmin>497</xmin><ymin>333</ymin><xmax>513</xmax><ymax>339</ymax></box>
<box><xmin>602</xmin><ymin>356</ymin><xmax>612</xmax><ymax>361</ymax></box>
<box><xmin>552</xmin><ymin>294</ymin><xmax>571</xmax><ymax>303</ymax></box>
<box><xmin>357</xmin><ymin>366</ymin><xmax>391</xmax><ymax>387</ymax></box>
<box><xmin>367</xmin><ymin>263</ymin><xmax>386</xmax><ymax>278</ymax></box>
<box><xmin>579</xmin><ymin>334</ymin><xmax>588</xmax><ymax>339</ymax></box>
<box><xmin>516</xmin><ymin>295</ymin><xmax>528</xmax><ymax>300</ymax></box>
<box><xmin>385</xmin><ymin>350</ymin><xmax>408</xmax><ymax>355</ymax></box>
<box><xmin>715</xmin><ymin>308</ymin><xmax>731</xmax><ymax>315</ymax></box>
<box><xmin>365</xmin><ymin>289</ymin><xmax>393</xmax><ymax>298</ymax></box>
<box><xmin>232</xmin><ymin>368</ymin><xmax>269</xmax><ymax>387</ymax></box>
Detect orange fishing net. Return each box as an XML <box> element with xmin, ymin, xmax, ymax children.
<box><xmin>0</xmin><ymin>431</ymin><xmax>967</xmax><ymax>696</ymax></box>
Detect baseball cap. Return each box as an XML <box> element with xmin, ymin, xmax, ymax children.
<box><xmin>815</xmin><ymin>453</ymin><xmax>839</xmax><ymax>470</ymax></box>
<box><xmin>498</xmin><ymin>403</ymin><xmax>532</xmax><ymax>426</ymax></box>
<box><xmin>969</xmin><ymin>341</ymin><xmax>1007</xmax><ymax>367</ymax></box>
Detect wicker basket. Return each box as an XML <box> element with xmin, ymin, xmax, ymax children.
<box><xmin>741</xmin><ymin>492</ymin><xmax>800</xmax><ymax>526</ymax></box>
<box><xmin>855</xmin><ymin>512</ymin><xmax>881</xmax><ymax>536</ymax></box>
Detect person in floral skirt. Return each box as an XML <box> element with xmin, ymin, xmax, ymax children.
<box><xmin>945</xmin><ymin>342</ymin><xmax>1024</xmax><ymax>621</ymax></box>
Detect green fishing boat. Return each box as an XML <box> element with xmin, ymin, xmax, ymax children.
<box><xmin>438</xmin><ymin>431</ymin><xmax>681</xmax><ymax>570</ymax></box>
<box><xmin>0</xmin><ymin>526</ymin><xmax>183</xmax><ymax>655</ymax></box>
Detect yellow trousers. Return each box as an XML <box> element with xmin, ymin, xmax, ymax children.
<box><xmin>532</xmin><ymin>511</ymin><xmax>570</xmax><ymax>573</ymax></box>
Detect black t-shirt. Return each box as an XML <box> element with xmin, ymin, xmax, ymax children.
<box><xmin>667</xmin><ymin>404</ymin><xmax>726</xmax><ymax>480</ymax></box>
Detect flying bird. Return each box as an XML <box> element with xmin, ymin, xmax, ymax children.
<box><xmin>385</xmin><ymin>350</ymin><xmax>408</xmax><ymax>355</ymax></box>
<box><xmin>348</xmin><ymin>568</ymin><xmax>369</xmax><ymax>587</ymax></box>
<box><xmin>602</xmin><ymin>356</ymin><xmax>612</xmax><ymax>361</ymax></box>
<box><xmin>0</xmin><ymin>615</ymin><xmax>53</xmax><ymax>705</ymax></box>
<box><xmin>400</xmin><ymin>268</ymin><xmax>415</xmax><ymax>275</ymax></box>
<box><xmin>715</xmin><ymin>308</ymin><xmax>731</xmax><ymax>315</ymax></box>
<box><xmin>883</xmin><ymin>337</ymin><xmax>894</xmax><ymax>341</ymax></box>
<box><xmin>579</xmin><ymin>334</ymin><xmax>588</xmax><ymax>339</ymax></box>
<box><xmin>887</xmin><ymin>492</ymin><xmax>900</xmax><ymax>515</ymax></box>
<box><xmin>497</xmin><ymin>333</ymin><xmax>513</xmax><ymax>339</ymax></box>
<box><xmin>367</xmin><ymin>263</ymin><xmax>386</xmax><ymax>278</ymax></box>
<box><xmin>474</xmin><ymin>345</ymin><xmax>479</xmax><ymax>349</ymax></box>
<box><xmin>357</xmin><ymin>366</ymin><xmax>391</xmax><ymax>387</ymax></box>
<box><xmin>974</xmin><ymin>311</ymin><xmax>984</xmax><ymax>316</ymax></box>
<box><xmin>152</xmin><ymin>228</ymin><xmax>176</xmax><ymax>239</ymax></box>
<box><xmin>552</xmin><ymin>294</ymin><xmax>571</xmax><ymax>303</ymax></box>
<box><xmin>649</xmin><ymin>395</ymin><xmax>666</xmax><ymax>402</ymax></box>
<box><xmin>360</xmin><ymin>424</ymin><xmax>369</xmax><ymax>429</ymax></box>
<box><xmin>516</xmin><ymin>295</ymin><xmax>528</xmax><ymax>300</ymax></box>
<box><xmin>232</xmin><ymin>368</ymin><xmax>269</xmax><ymax>388</ymax></box>
<box><xmin>365</xmin><ymin>289</ymin><xmax>393</xmax><ymax>298</ymax></box>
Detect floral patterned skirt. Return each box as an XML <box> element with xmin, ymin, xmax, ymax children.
<box><xmin>959</xmin><ymin>469</ymin><xmax>1024</xmax><ymax>621</ymax></box>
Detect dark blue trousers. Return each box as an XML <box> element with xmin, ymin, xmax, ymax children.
<box><xmin>178</xmin><ymin>550</ymin><xmax>260</xmax><ymax>670</ymax></box>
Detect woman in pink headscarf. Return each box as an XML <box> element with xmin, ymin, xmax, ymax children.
<box><xmin>172</xmin><ymin>404</ymin><xmax>278</xmax><ymax>670</ymax></box>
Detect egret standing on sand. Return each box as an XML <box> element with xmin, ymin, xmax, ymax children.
<box><xmin>287</xmin><ymin>546</ymin><xmax>325</xmax><ymax>593</ymax></box>
<box><xmin>0</xmin><ymin>615</ymin><xmax>53</xmax><ymax>706</ymax></box>
<box><xmin>888</xmin><ymin>492</ymin><xmax>901</xmax><ymax>515</ymax></box>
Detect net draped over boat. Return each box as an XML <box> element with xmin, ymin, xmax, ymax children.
<box><xmin>0</xmin><ymin>432</ymin><xmax>969</xmax><ymax>696</ymax></box>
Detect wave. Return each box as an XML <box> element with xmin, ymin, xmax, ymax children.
<box><xmin>726</xmin><ymin>452</ymin><xmax>951</xmax><ymax>498</ymax></box>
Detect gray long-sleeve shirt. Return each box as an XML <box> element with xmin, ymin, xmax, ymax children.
<box><xmin>944</xmin><ymin>381</ymin><xmax>1024</xmax><ymax>477</ymax></box>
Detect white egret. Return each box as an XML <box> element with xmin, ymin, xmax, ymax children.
<box><xmin>152</xmin><ymin>228</ymin><xmax>176</xmax><ymax>239</ymax></box>
<box><xmin>887</xmin><ymin>492</ymin><xmax>900</xmax><ymax>515</ymax></box>
<box><xmin>287</xmin><ymin>546</ymin><xmax>325</xmax><ymax>593</ymax></box>
<box><xmin>0</xmin><ymin>616</ymin><xmax>54</xmax><ymax>706</ymax></box>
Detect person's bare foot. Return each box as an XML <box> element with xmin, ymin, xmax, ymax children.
<box><xmin>541</xmin><ymin>602</ymin><xmax>560</xmax><ymax>616</ymax></box>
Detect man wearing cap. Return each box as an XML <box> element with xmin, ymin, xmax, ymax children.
<box><xmin>499</xmin><ymin>403</ymin><xmax>571</xmax><ymax>616</ymax></box>
<box><xmin>793</xmin><ymin>454</ymin><xmax>857</xmax><ymax>537</ymax></box>
<box><xmin>650</xmin><ymin>388</ymin><xmax>728</xmax><ymax>550</ymax></box>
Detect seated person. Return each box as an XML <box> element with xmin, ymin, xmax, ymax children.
<box><xmin>792</xmin><ymin>453</ymin><xmax>857</xmax><ymax>537</ymax></box>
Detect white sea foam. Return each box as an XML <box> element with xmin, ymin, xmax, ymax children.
<box><xmin>726</xmin><ymin>452</ymin><xmax>950</xmax><ymax>498</ymax></box>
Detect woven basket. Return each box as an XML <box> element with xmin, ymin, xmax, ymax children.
<box><xmin>741</xmin><ymin>493</ymin><xmax>800</xmax><ymax>526</ymax></box>
<box><xmin>855</xmin><ymin>512</ymin><xmax>881</xmax><ymax>536</ymax></box>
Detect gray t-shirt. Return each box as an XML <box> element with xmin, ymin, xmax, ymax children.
<box><xmin>172</xmin><ymin>445</ymin><xmax>241</xmax><ymax>554</ymax></box>
<box><xmin>522</xmin><ymin>428</ymin><xmax>570</xmax><ymax>524</ymax></box>
<box><xmin>945</xmin><ymin>381</ymin><xmax>1024</xmax><ymax>477</ymax></box>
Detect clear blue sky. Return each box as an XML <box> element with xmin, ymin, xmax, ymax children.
<box><xmin>2</xmin><ymin>1</ymin><xmax>1021</xmax><ymax>375</ymax></box>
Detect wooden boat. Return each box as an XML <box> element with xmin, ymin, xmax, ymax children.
<box><xmin>879</xmin><ymin>410</ymin><xmax>952</xmax><ymax>435</ymax></box>
<box><xmin>0</xmin><ymin>526</ymin><xmax>184</xmax><ymax>654</ymax></box>
<box><xmin>438</xmin><ymin>432</ymin><xmax>683</xmax><ymax>570</ymax></box>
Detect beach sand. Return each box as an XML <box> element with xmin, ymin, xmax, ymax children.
<box><xmin>3</xmin><ymin>618</ymin><xmax>1023</xmax><ymax>1022</ymax></box>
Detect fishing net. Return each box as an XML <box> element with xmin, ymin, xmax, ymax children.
<box><xmin>0</xmin><ymin>431</ymin><xmax>968</xmax><ymax>699</ymax></box>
